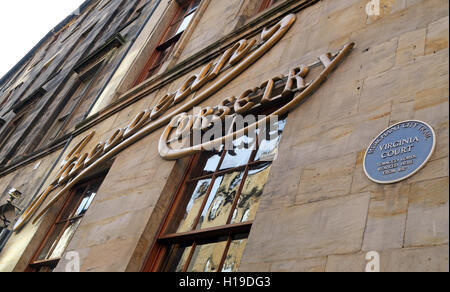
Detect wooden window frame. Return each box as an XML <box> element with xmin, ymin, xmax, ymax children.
<box><xmin>143</xmin><ymin>108</ymin><xmax>286</xmax><ymax>272</ymax></box>
<box><xmin>134</xmin><ymin>0</ymin><xmax>201</xmax><ymax>86</ymax></box>
<box><xmin>27</xmin><ymin>175</ymin><xmax>106</xmax><ymax>272</ymax></box>
<box><xmin>257</xmin><ymin>0</ymin><xmax>279</xmax><ymax>13</ymax></box>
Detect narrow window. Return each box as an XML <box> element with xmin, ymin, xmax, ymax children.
<box><xmin>134</xmin><ymin>0</ymin><xmax>201</xmax><ymax>86</ymax></box>
<box><xmin>37</xmin><ymin>36</ymin><xmax>117</xmax><ymax>148</ymax></box>
<box><xmin>145</xmin><ymin>113</ymin><xmax>287</xmax><ymax>272</ymax></box>
<box><xmin>39</xmin><ymin>65</ymin><xmax>101</xmax><ymax>144</ymax></box>
<box><xmin>27</xmin><ymin>175</ymin><xmax>107</xmax><ymax>272</ymax></box>
<box><xmin>0</xmin><ymin>115</ymin><xmax>24</xmax><ymax>154</ymax></box>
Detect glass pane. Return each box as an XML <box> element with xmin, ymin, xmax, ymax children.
<box><xmin>195</xmin><ymin>149</ymin><xmax>223</xmax><ymax>177</ymax></box>
<box><xmin>74</xmin><ymin>197</ymin><xmax>89</xmax><ymax>217</ymax></box>
<box><xmin>163</xmin><ymin>245</ymin><xmax>193</xmax><ymax>272</ymax></box>
<box><xmin>231</xmin><ymin>163</ymin><xmax>272</xmax><ymax>224</ymax></box>
<box><xmin>37</xmin><ymin>223</ymin><xmax>66</xmax><ymax>261</ymax></box>
<box><xmin>163</xmin><ymin>2</ymin><xmax>191</xmax><ymax>41</ymax></box>
<box><xmin>197</xmin><ymin>171</ymin><xmax>245</xmax><ymax>230</ymax></box>
<box><xmin>83</xmin><ymin>192</ymin><xmax>96</xmax><ymax>212</ymax></box>
<box><xmin>176</xmin><ymin>179</ymin><xmax>212</xmax><ymax>233</ymax></box>
<box><xmin>47</xmin><ymin>218</ymin><xmax>82</xmax><ymax>260</ymax></box>
<box><xmin>220</xmin><ymin>133</ymin><xmax>257</xmax><ymax>171</ymax></box>
<box><xmin>176</xmin><ymin>13</ymin><xmax>194</xmax><ymax>35</ymax></box>
<box><xmin>187</xmin><ymin>238</ymin><xmax>228</xmax><ymax>272</ymax></box>
<box><xmin>58</xmin><ymin>187</ymin><xmax>86</xmax><ymax>222</ymax></box>
<box><xmin>221</xmin><ymin>234</ymin><xmax>249</xmax><ymax>272</ymax></box>
<box><xmin>255</xmin><ymin>118</ymin><xmax>286</xmax><ymax>162</ymax></box>
<box><xmin>74</xmin><ymin>191</ymin><xmax>96</xmax><ymax>217</ymax></box>
<box><xmin>147</xmin><ymin>46</ymin><xmax>173</xmax><ymax>77</ymax></box>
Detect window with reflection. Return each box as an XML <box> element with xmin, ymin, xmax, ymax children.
<box><xmin>145</xmin><ymin>114</ymin><xmax>287</xmax><ymax>272</ymax></box>
<box><xmin>134</xmin><ymin>0</ymin><xmax>201</xmax><ymax>86</ymax></box>
<box><xmin>28</xmin><ymin>175</ymin><xmax>106</xmax><ymax>272</ymax></box>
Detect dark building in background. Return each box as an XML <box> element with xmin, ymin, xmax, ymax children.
<box><xmin>0</xmin><ymin>0</ymin><xmax>158</xmax><ymax>168</ymax></box>
<box><xmin>0</xmin><ymin>0</ymin><xmax>161</xmax><ymax>262</ymax></box>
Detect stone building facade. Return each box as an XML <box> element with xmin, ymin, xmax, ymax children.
<box><xmin>0</xmin><ymin>0</ymin><xmax>448</xmax><ymax>272</ymax></box>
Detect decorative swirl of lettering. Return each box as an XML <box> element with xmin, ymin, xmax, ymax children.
<box><xmin>159</xmin><ymin>43</ymin><xmax>355</xmax><ymax>160</ymax></box>
<box><xmin>14</xmin><ymin>14</ymin><xmax>298</xmax><ymax>232</ymax></box>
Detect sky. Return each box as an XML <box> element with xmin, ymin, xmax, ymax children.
<box><xmin>0</xmin><ymin>0</ymin><xmax>86</xmax><ymax>79</ymax></box>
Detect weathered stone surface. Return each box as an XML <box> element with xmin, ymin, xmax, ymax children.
<box><xmin>239</xmin><ymin>262</ymin><xmax>271</xmax><ymax>273</ymax></box>
<box><xmin>433</xmin><ymin>121</ymin><xmax>449</xmax><ymax>161</ymax></box>
<box><xmin>258</xmin><ymin>163</ymin><xmax>301</xmax><ymax>213</ymax></box>
<box><xmin>389</xmin><ymin>95</ymin><xmax>416</xmax><ymax>125</ymax></box>
<box><xmin>406</xmin><ymin>157</ymin><xmax>449</xmax><ymax>184</ymax></box>
<box><xmin>326</xmin><ymin>245</ymin><xmax>449</xmax><ymax>272</ymax></box>
<box><xmin>425</xmin><ymin>16</ymin><xmax>449</xmax><ymax>55</ymax></box>
<box><xmin>241</xmin><ymin>193</ymin><xmax>370</xmax><ymax>265</ymax></box>
<box><xmin>405</xmin><ymin>177</ymin><xmax>449</xmax><ymax>247</ymax></box>
<box><xmin>80</xmin><ymin>237</ymin><xmax>139</xmax><ymax>272</ymax></box>
<box><xmin>358</xmin><ymin>37</ymin><xmax>397</xmax><ymax>79</ymax></box>
<box><xmin>395</xmin><ymin>28</ymin><xmax>426</xmax><ymax>66</ymax></box>
<box><xmin>295</xmin><ymin>153</ymin><xmax>356</xmax><ymax>205</ymax></box>
<box><xmin>362</xmin><ymin>190</ymin><xmax>409</xmax><ymax>251</ymax></box>
<box><xmin>270</xmin><ymin>257</ymin><xmax>327</xmax><ymax>272</ymax></box>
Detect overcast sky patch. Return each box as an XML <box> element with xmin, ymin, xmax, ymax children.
<box><xmin>0</xmin><ymin>0</ymin><xmax>86</xmax><ymax>78</ymax></box>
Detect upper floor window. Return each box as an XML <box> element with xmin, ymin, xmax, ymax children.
<box><xmin>143</xmin><ymin>113</ymin><xmax>287</xmax><ymax>272</ymax></box>
<box><xmin>36</xmin><ymin>35</ymin><xmax>122</xmax><ymax>149</ymax></box>
<box><xmin>257</xmin><ymin>0</ymin><xmax>280</xmax><ymax>13</ymax></box>
<box><xmin>28</xmin><ymin>175</ymin><xmax>106</xmax><ymax>272</ymax></box>
<box><xmin>0</xmin><ymin>115</ymin><xmax>24</xmax><ymax>155</ymax></box>
<box><xmin>134</xmin><ymin>0</ymin><xmax>201</xmax><ymax>86</ymax></box>
<box><xmin>39</xmin><ymin>64</ymin><xmax>102</xmax><ymax>146</ymax></box>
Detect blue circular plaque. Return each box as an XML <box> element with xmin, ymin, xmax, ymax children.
<box><xmin>364</xmin><ymin>120</ymin><xmax>436</xmax><ymax>184</ymax></box>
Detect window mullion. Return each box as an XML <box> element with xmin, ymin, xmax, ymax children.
<box><xmin>191</xmin><ymin>174</ymin><xmax>218</xmax><ymax>230</ymax></box>
<box><xmin>226</xmin><ymin>165</ymin><xmax>250</xmax><ymax>225</ymax></box>
<box><xmin>189</xmin><ymin>165</ymin><xmax>247</xmax><ymax>183</ymax></box>
<box><xmin>159</xmin><ymin>221</ymin><xmax>253</xmax><ymax>244</ymax></box>
<box><xmin>182</xmin><ymin>242</ymin><xmax>197</xmax><ymax>272</ymax></box>
<box><xmin>35</xmin><ymin>183</ymin><xmax>87</xmax><ymax>263</ymax></box>
<box><xmin>217</xmin><ymin>235</ymin><xmax>232</xmax><ymax>273</ymax></box>
<box><xmin>43</xmin><ymin>220</ymin><xmax>71</xmax><ymax>261</ymax></box>
<box><xmin>31</xmin><ymin>185</ymin><xmax>79</xmax><ymax>264</ymax></box>
<box><xmin>72</xmin><ymin>185</ymin><xmax>90</xmax><ymax>213</ymax></box>
<box><xmin>66</xmin><ymin>214</ymin><xmax>85</xmax><ymax>223</ymax></box>
<box><xmin>55</xmin><ymin>218</ymin><xmax>71</xmax><ymax>225</ymax></box>
<box><xmin>223</xmin><ymin>136</ymin><xmax>259</xmax><ymax>225</ymax></box>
